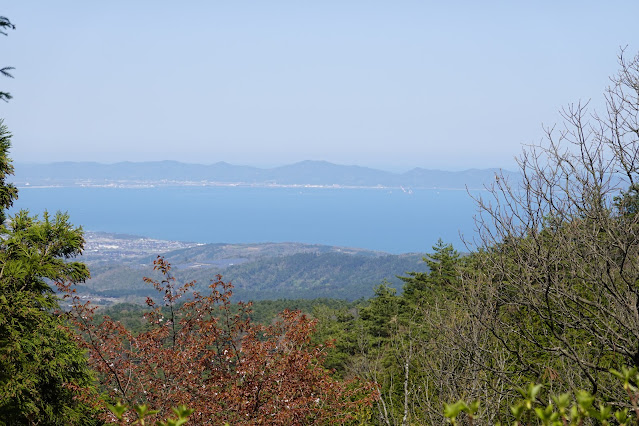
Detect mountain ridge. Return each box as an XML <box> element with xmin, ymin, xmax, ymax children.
<box><xmin>12</xmin><ymin>160</ymin><xmax>518</xmax><ymax>189</ymax></box>
<box><xmin>77</xmin><ymin>232</ymin><xmax>429</xmax><ymax>303</ymax></box>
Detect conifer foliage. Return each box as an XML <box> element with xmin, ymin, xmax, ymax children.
<box><xmin>0</xmin><ymin>15</ymin><xmax>15</xmax><ymax>102</ymax></box>
<box><xmin>0</xmin><ymin>121</ymin><xmax>100</xmax><ymax>424</ymax></box>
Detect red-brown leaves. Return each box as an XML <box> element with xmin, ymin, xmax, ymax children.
<box><xmin>64</xmin><ymin>256</ymin><xmax>375</xmax><ymax>424</ymax></box>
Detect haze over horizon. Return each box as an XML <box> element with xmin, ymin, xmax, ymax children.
<box><xmin>3</xmin><ymin>2</ymin><xmax>638</xmax><ymax>171</ymax></box>
<box><xmin>13</xmin><ymin>158</ymin><xmax>515</xmax><ymax>174</ymax></box>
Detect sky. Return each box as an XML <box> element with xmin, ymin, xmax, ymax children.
<box><xmin>1</xmin><ymin>1</ymin><xmax>638</xmax><ymax>171</ymax></box>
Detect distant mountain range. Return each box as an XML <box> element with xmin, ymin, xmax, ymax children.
<box><xmin>12</xmin><ymin>160</ymin><xmax>518</xmax><ymax>190</ymax></box>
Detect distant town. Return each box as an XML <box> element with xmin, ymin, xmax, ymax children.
<box><xmin>12</xmin><ymin>160</ymin><xmax>514</xmax><ymax>191</ymax></box>
<box><xmin>82</xmin><ymin>231</ymin><xmax>200</xmax><ymax>263</ymax></box>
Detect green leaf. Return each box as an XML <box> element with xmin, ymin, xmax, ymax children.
<box><xmin>107</xmin><ymin>401</ymin><xmax>128</xmax><ymax>420</ymax></box>
<box><xmin>575</xmin><ymin>390</ymin><xmax>594</xmax><ymax>410</ymax></box>
<box><xmin>444</xmin><ymin>400</ymin><xmax>468</xmax><ymax>419</ymax></box>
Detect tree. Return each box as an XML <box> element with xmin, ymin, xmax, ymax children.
<box><xmin>0</xmin><ymin>16</ymin><xmax>100</xmax><ymax>422</ymax></box>
<box><xmin>337</xmin><ymin>242</ymin><xmax>507</xmax><ymax>425</ymax></box>
<box><xmin>64</xmin><ymin>257</ymin><xmax>376</xmax><ymax>424</ymax></box>
<box><xmin>463</xmin><ymin>48</ymin><xmax>639</xmax><ymax>406</ymax></box>
<box><xmin>0</xmin><ymin>120</ymin><xmax>100</xmax><ymax>424</ymax></box>
<box><xmin>0</xmin><ymin>16</ymin><xmax>15</xmax><ymax>102</ymax></box>
<box><xmin>0</xmin><ymin>120</ymin><xmax>17</xmax><ymax>224</ymax></box>
<box><xmin>400</xmin><ymin>238</ymin><xmax>460</xmax><ymax>301</ymax></box>
<box><xmin>311</xmin><ymin>49</ymin><xmax>639</xmax><ymax>424</ymax></box>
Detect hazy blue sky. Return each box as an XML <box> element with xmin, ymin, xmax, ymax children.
<box><xmin>2</xmin><ymin>1</ymin><xmax>638</xmax><ymax>171</ymax></box>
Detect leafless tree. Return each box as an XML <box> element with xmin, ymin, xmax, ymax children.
<box><xmin>466</xmin><ymin>48</ymin><xmax>639</xmax><ymax>405</ymax></box>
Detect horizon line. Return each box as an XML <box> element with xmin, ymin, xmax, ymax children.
<box><xmin>12</xmin><ymin>159</ymin><xmax>518</xmax><ymax>174</ymax></box>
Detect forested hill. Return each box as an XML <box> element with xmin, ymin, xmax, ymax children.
<box><xmin>77</xmin><ymin>234</ymin><xmax>429</xmax><ymax>303</ymax></box>
<box><xmin>12</xmin><ymin>160</ymin><xmax>518</xmax><ymax>189</ymax></box>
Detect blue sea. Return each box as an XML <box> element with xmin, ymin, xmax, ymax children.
<box><xmin>12</xmin><ymin>186</ymin><xmax>483</xmax><ymax>254</ymax></box>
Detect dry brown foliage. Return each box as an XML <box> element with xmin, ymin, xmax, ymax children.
<box><xmin>61</xmin><ymin>256</ymin><xmax>376</xmax><ymax>424</ymax></box>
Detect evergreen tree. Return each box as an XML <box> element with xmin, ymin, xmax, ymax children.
<box><xmin>401</xmin><ymin>238</ymin><xmax>461</xmax><ymax>301</ymax></box>
<box><xmin>0</xmin><ymin>15</ymin><xmax>15</xmax><ymax>102</ymax></box>
<box><xmin>0</xmin><ymin>121</ymin><xmax>17</xmax><ymax>224</ymax></box>
<box><xmin>0</xmin><ymin>123</ymin><xmax>100</xmax><ymax>422</ymax></box>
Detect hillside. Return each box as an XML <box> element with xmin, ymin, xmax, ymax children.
<box><xmin>76</xmin><ymin>232</ymin><xmax>428</xmax><ymax>303</ymax></box>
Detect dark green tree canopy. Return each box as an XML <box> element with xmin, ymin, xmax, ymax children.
<box><xmin>400</xmin><ymin>238</ymin><xmax>460</xmax><ymax>300</ymax></box>
<box><xmin>0</xmin><ymin>126</ymin><xmax>97</xmax><ymax>423</ymax></box>
<box><xmin>0</xmin><ymin>121</ymin><xmax>17</xmax><ymax>224</ymax></box>
<box><xmin>0</xmin><ymin>16</ymin><xmax>99</xmax><ymax>423</ymax></box>
<box><xmin>0</xmin><ymin>15</ymin><xmax>15</xmax><ymax>102</ymax></box>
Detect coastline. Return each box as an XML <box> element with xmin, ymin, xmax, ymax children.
<box><xmin>15</xmin><ymin>180</ymin><xmax>487</xmax><ymax>191</ymax></box>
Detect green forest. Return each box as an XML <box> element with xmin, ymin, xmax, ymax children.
<box><xmin>81</xmin><ymin>250</ymin><xmax>429</xmax><ymax>302</ymax></box>
<box><xmin>4</xmin><ymin>12</ymin><xmax>639</xmax><ymax>425</ymax></box>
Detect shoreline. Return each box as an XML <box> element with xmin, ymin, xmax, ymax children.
<box><xmin>14</xmin><ymin>180</ymin><xmax>488</xmax><ymax>191</ymax></box>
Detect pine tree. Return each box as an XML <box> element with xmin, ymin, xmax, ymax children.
<box><xmin>400</xmin><ymin>238</ymin><xmax>461</xmax><ymax>301</ymax></box>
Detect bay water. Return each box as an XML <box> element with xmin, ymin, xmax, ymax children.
<box><xmin>12</xmin><ymin>186</ymin><xmax>483</xmax><ymax>254</ymax></box>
